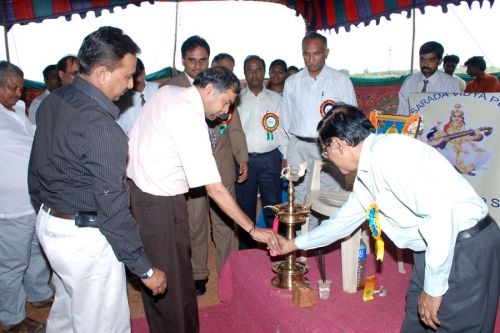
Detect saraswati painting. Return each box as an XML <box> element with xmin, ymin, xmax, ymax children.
<box><xmin>426</xmin><ymin>104</ymin><xmax>493</xmax><ymax>176</ymax></box>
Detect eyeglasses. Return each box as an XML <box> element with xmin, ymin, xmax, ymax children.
<box><xmin>321</xmin><ymin>142</ymin><xmax>334</xmax><ymax>159</ymax></box>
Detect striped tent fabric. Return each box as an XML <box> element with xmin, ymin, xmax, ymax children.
<box><xmin>0</xmin><ymin>0</ymin><xmax>495</xmax><ymax>32</ymax></box>
<box><xmin>277</xmin><ymin>0</ymin><xmax>495</xmax><ymax>31</ymax></box>
<box><xmin>0</xmin><ymin>0</ymin><xmax>154</xmax><ymax>30</ymax></box>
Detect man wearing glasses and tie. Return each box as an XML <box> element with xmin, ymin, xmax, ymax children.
<box><xmin>397</xmin><ymin>41</ymin><xmax>460</xmax><ymax>115</ymax></box>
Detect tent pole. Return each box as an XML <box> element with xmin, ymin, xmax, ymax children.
<box><xmin>2</xmin><ymin>0</ymin><xmax>9</xmax><ymax>62</ymax></box>
<box><xmin>3</xmin><ymin>26</ymin><xmax>9</xmax><ymax>62</ymax></box>
<box><xmin>172</xmin><ymin>1</ymin><xmax>179</xmax><ymax>77</ymax></box>
<box><xmin>410</xmin><ymin>7</ymin><xmax>416</xmax><ymax>74</ymax></box>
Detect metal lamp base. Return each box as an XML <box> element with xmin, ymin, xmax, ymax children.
<box><xmin>271</xmin><ymin>261</ymin><xmax>309</xmax><ymax>290</ymax></box>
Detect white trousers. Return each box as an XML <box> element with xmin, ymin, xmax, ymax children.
<box><xmin>36</xmin><ymin>208</ymin><xmax>130</xmax><ymax>333</ymax></box>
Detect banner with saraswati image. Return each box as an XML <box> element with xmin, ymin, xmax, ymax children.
<box><xmin>409</xmin><ymin>92</ymin><xmax>500</xmax><ymax>225</ymax></box>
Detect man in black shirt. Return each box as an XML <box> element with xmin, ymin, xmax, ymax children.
<box><xmin>28</xmin><ymin>26</ymin><xmax>166</xmax><ymax>332</ymax></box>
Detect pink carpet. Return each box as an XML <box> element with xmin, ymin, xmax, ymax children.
<box><xmin>132</xmin><ymin>243</ymin><xmax>500</xmax><ymax>333</ymax></box>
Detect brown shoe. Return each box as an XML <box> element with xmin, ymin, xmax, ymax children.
<box><xmin>29</xmin><ymin>297</ymin><xmax>54</xmax><ymax>309</ymax></box>
<box><xmin>3</xmin><ymin>317</ymin><xmax>45</xmax><ymax>333</ymax></box>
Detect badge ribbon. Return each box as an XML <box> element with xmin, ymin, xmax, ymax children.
<box><xmin>320</xmin><ymin>99</ymin><xmax>336</xmax><ymax>118</ymax></box>
<box><xmin>367</xmin><ymin>202</ymin><xmax>384</xmax><ymax>261</ymax></box>
<box><xmin>218</xmin><ymin>112</ymin><xmax>233</xmax><ymax>135</ymax></box>
<box><xmin>262</xmin><ymin>112</ymin><xmax>279</xmax><ymax>140</ymax></box>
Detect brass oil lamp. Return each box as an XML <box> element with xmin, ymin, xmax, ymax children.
<box><xmin>267</xmin><ymin>162</ymin><xmax>312</xmax><ymax>290</ymax></box>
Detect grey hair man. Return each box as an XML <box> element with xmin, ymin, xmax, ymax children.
<box><xmin>0</xmin><ymin>61</ymin><xmax>53</xmax><ymax>333</ymax></box>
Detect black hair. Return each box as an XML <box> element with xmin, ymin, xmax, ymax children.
<box><xmin>0</xmin><ymin>61</ymin><xmax>24</xmax><ymax>82</ymax></box>
<box><xmin>42</xmin><ymin>64</ymin><xmax>57</xmax><ymax>80</ymax></box>
<box><xmin>302</xmin><ymin>31</ymin><xmax>327</xmax><ymax>48</ymax></box>
<box><xmin>77</xmin><ymin>26</ymin><xmax>140</xmax><ymax>75</ymax></box>
<box><xmin>56</xmin><ymin>55</ymin><xmax>77</xmax><ymax>72</ymax></box>
<box><xmin>443</xmin><ymin>54</ymin><xmax>460</xmax><ymax>65</ymax></box>
<box><xmin>419</xmin><ymin>41</ymin><xmax>444</xmax><ymax>60</ymax></box>
<box><xmin>135</xmin><ymin>58</ymin><xmax>145</xmax><ymax>76</ymax></box>
<box><xmin>212</xmin><ymin>53</ymin><xmax>235</xmax><ymax>66</ymax></box>
<box><xmin>269</xmin><ymin>59</ymin><xmax>287</xmax><ymax>73</ymax></box>
<box><xmin>317</xmin><ymin>104</ymin><xmax>375</xmax><ymax>147</ymax></box>
<box><xmin>181</xmin><ymin>35</ymin><xmax>210</xmax><ymax>58</ymax></box>
<box><xmin>464</xmin><ymin>56</ymin><xmax>486</xmax><ymax>71</ymax></box>
<box><xmin>193</xmin><ymin>67</ymin><xmax>241</xmax><ymax>95</ymax></box>
<box><xmin>243</xmin><ymin>55</ymin><xmax>266</xmax><ymax>73</ymax></box>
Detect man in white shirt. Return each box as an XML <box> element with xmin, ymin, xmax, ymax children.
<box><xmin>28</xmin><ymin>64</ymin><xmax>59</xmax><ymax>125</ymax></box>
<box><xmin>443</xmin><ymin>54</ymin><xmax>466</xmax><ymax>92</ymax></box>
<box><xmin>161</xmin><ymin>35</ymin><xmax>214</xmax><ymax>295</ymax></box>
<box><xmin>127</xmin><ymin>67</ymin><xmax>280</xmax><ymax>333</ymax></box>
<box><xmin>0</xmin><ymin>61</ymin><xmax>52</xmax><ymax>333</ymax></box>
<box><xmin>116</xmin><ymin>58</ymin><xmax>159</xmax><ymax>134</ymax></box>
<box><xmin>397</xmin><ymin>41</ymin><xmax>461</xmax><ymax>115</ymax></box>
<box><xmin>277</xmin><ymin>104</ymin><xmax>499</xmax><ymax>333</ymax></box>
<box><xmin>236</xmin><ymin>55</ymin><xmax>288</xmax><ymax>248</ymax></box>
<box><xmin>283</xmin><ymin>31</ymin><xmax>357</xmax><ymax>230</ymax></box>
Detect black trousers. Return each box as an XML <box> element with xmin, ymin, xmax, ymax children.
<box><xmin>401</xmin><ymin>220</ymin><xmax>500</xmax><ymax>332</ymax></box>
<box><xmin>129</xmin><ymin>181</ymin><xmax>199</xmax><ymax>333</ymax></box>
<box><xmin>236</xmin><ymin>148</ymin><xmax>282</xmax><ymax>249</ymax></box>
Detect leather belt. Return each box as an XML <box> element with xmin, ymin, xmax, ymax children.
<box><xmin>295</xmin><ymin>135</ymin><xmax>317</xmax><ymax>143</ymax></box>
<box><xmin>42</xmin><ymin>205</ymin><xmax>75</xmax><ymax>220</ymax></box>
<box><xmin>456</xmin><ymin>214</ymin><xmax>494</xmax><ymax>242</ymax></box>
<box><xmin>248</xmin><ymin>149</ymin><xmax>277</xmax><ymax>157</ymax></box>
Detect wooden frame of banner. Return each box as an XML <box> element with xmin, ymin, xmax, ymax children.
<box><xmin>369</xmin><ymin>112</ymin><xmax>422</xmax><ymax>139</ymax></box>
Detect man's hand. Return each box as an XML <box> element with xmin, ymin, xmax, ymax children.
<box><xmin>141</xmin><ymin>268</ymin><xmax>167</xmax><ymax>296</ymax></box>
<box><xmin>274</xmin><ymin>237</ymin><xmax>298</xmax><ymax>256</ymax></box>
<box><xmin>252</xmin><ymin>227</ymin><xmax>283</xmax><ymax>253</ymax></box>
<box><xmin>281</xmin><ymin>159</ymin><xmax>288</xmax><ymax>170</ymax></box>
<box><xmin>237</xmin><ymin>161</ymin><xmax>248</xmax><ymax>183</ymax></box>
<box><xmin>418</xmin><ymin>291</ymin><xmax>442</xmax><ymax>330</ymax></box>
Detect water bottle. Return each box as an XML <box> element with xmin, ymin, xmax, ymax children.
<box><xmin>356</xmin><ymin>237</ymin><xmax>367</xmax><ymax>290</ymax></box>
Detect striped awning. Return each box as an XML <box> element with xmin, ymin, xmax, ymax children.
<box><xmin>0</xmin><ymin>0</ymin><xmax>495</xmax><ymax>32</ymax></box>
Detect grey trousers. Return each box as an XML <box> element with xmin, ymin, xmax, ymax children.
<box><xmin>0</xmin><ymin>213</ymin><xmax>52</xmax><ymax>326</ymax></box>
<box><xmin>401</xmin><ymin>220</ymin><xmax>500</xmax><ymax>332</ymax></box>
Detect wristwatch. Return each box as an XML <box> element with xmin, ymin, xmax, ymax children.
<box><xmin>139</xmin><ymin>268</ymin><xmax>154</xmax><ymax>279</ymax></box>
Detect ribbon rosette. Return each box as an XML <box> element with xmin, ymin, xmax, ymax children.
<box><xmin>320</xmin><ymin>99</ymin><xmax>336</xmax><ymax>118</ymax></box>
<box><xmin>367</xmin><ymin>202</ymin><xmax>384</xmax><ymax>261</ymax></box>
<box><xmin>218</xmin><ymin>112</ymin><xmax>233</xmax><ymax>135</ymax></box>
<box><xmin>262</xmin><ymin>113</ymin><xmax>279</xmax><ymax>140</ymax></box>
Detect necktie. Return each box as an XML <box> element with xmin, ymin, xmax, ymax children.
<box><xmin>421</xmin><ymin>80</ymin><xmax>429</xmax><ymax>93</ymax></box>
<box><xmin>140</xmin><ymin>93</ymin><xmax>146</xmax><ymax>107</ymax></box>
<box><xmin>208</xmin><ymin>127</ymin><xmax>217</xmax><ymax>150</ymax></box>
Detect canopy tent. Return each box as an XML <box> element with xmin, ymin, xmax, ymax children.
<box><xmin>1</xmin><ymin>0</ymin><xmax>495</xmax><ymax>32</ymax></box>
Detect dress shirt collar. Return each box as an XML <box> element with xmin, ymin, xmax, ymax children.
<box><xmin>420</xmin><ymin>70</ymin><xmax>444</xmax><ymax>84</ymax></box>
<box><xmin>72</xmin><ymin>76</ymin><xmax>120</xmax><ymax>120</ymax></box>
<box><xmin>357</xmin><ymin>133</ymin><xmax>377</xmax><ymax>176</ymax></box>
<box><xmin>0</xmin><ymin>99</ymin><xmax>24</xmax><ymax>116</ymax></box>
<box><xmin>304</xmin><ymin>65</ymin><xmax>329</xmax><ymax>81</ymax></box>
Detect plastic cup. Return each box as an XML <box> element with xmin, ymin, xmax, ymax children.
<box><xmin>317</xmin><ymin>279</ymin><xmax>332</xmax><ymax>300</ymax></box>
